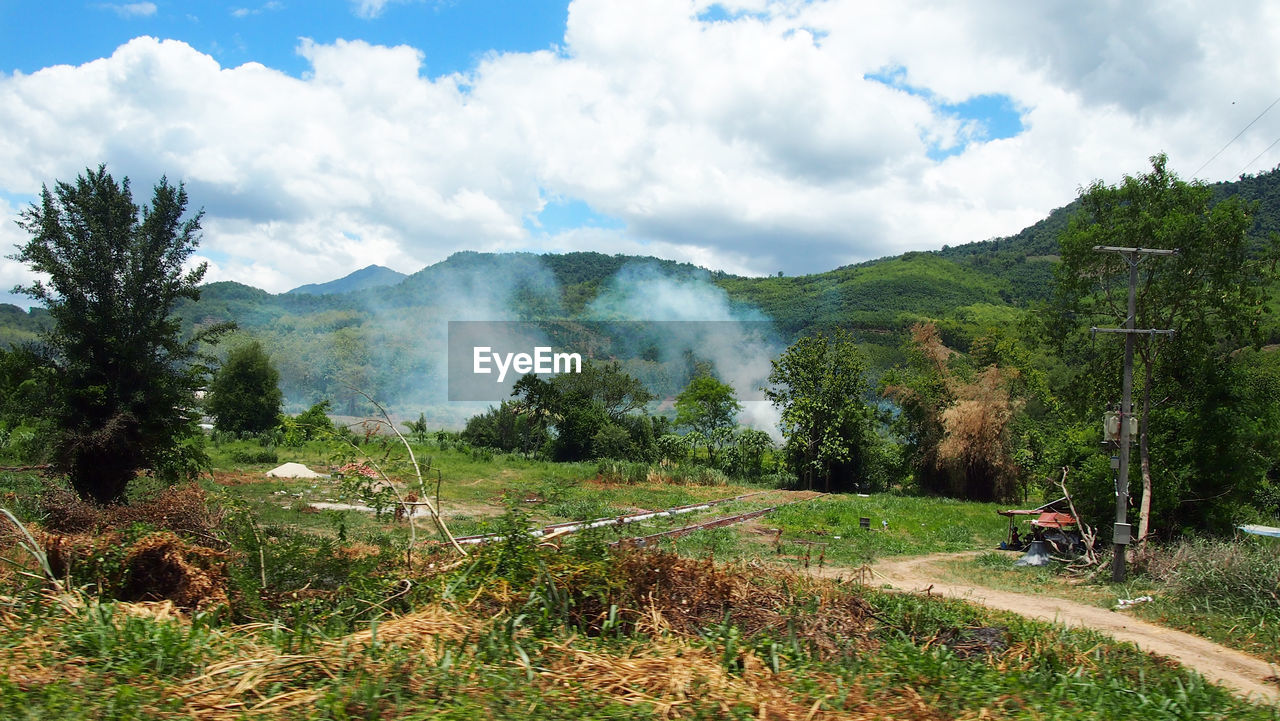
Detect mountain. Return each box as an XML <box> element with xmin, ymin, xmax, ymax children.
<box><xmin>5</xmin><ymin>167</ymin><xmax>1279</xmax><ymax>414</ymax></box>
<box><xmin>286</xmin><ymin>265</ymin><xmax>406</xmax><ymax>296</ymax></box>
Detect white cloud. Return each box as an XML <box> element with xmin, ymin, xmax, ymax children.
<box><xmin>351</xmin><ymin>0</ymin><xmax>422</xmax><ymax>19</ymax></box>
<box><xmin>232</xmin><ymin>2</ymin><xmax>284</xmax><ymax>19</ymax></box>
<box><xmin>3</xmin><ymin>0</ymin><xmax>1280</xmax><ymax>295</ymax></box>
<box><xmin>104</xmin><ymin>2</ymin><xmax>158</xmax><ymax>18</ymax></box>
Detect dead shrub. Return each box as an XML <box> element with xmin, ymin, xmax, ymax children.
<box><xmin>41</xmin><ymin>529</ymin><xmax>228</xmax><ymax>610</ymax></box>
<box><xmin>595</xmin><ymin>549</ymin><xmax>875</xmax><ymax>657</ymax></box>
<box><xmin>120</xmin><ymin>531</ymin><xmax>229</xmax><ymax>609</ymax></box>
<box><xmin>38</xmin><ymin>483</ymin><xmax>221</xmax><ymax>539</ymax></box>
<box><xmin>37</xmin><ymin>486</ymin><xmax>102</xmax><ymax>533</ymax></box>
<box><xmin>112</xmin><ymin>484</ymin><xmax>223</xmax><ymax>539</ymax></box>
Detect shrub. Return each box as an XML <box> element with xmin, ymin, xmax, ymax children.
<box><xmin>229</xmin><ymin>447</ymin><xmax>279</xmax><ymax>465</ymax></box>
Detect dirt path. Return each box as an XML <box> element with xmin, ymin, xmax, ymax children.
<box><xmin>823</xmin><ymin>552</ymin><xmax>1278</xmax><ymax>704</ymax></box>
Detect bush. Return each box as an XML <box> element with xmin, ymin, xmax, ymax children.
<box><xmin>1134</xmin><ymin>537</ymin><xmax>1280</xmax><ymax>614</ymax></box>
<box><xmin>229</xmin><ymin>447</ymin><xmax>279</xmax><ymax>465</ymax></box>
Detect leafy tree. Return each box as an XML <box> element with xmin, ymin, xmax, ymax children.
<box><xmin>591</xmin><ymin>423</ymin><xmax>636</xmax><ymax>460</ymax></box>
<box><xmin>461</xmin><ymin>400</ymin><xmax>548</xmax><ymax>456</ymax></box>
<box><xmin>11</xmin><ymin>166</ymin><xmax>227</xmax><ymax>503</ymax></box>
<box><xmin>765</xmin><ymin>329</ymin><xmax>878</xmax><ymax>492</ymax></box>
<box><xmin>724</xmin><ymin>428</ymin><xmax>774</xmax><ymax>480</ymax></box>
<box><xmin>506</xmin><ymin>361</ymin><xmax>656</xmax><ymax>461</ymax></box>
<box><xmin>206</xmin><ymin>340</ymin><xmax>283</xmax><ymax>434</ymax></box>
<box><xmin>674</xmin><ymin>372</ymin><xmax>741</xmax><ymax>466</ymax></box>
<box><xmin>1054</xmin><ymin>153</ymin><xmax>1280</xmax><ymax>537</ymax></box>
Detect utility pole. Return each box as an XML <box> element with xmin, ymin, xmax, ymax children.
<box><xmin>1091</xmin><ymin>246</ymin><xmax>1175</xmax><ymax>583</ymax></box>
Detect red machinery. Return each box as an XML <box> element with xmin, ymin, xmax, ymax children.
<box><xmin>998</xmin><ymin>498</ymin><xmax>1084</xmax><ymax>555</ymax></box>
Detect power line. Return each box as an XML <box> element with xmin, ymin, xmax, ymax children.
<box><xmin>1192</xmin><ymin>94</ymin><xmax>1280</xmax><ymax>178</ymax></box>
<box><xmin>1236</xmin><ymin>135</ymin><xmax>1280</xmax><ymax>177</ymax></box>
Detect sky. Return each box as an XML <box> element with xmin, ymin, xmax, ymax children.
<box><xmin>3</xmin><ymin>0</ymin><xmax>1280</xmax><ymax>307</ymax></box>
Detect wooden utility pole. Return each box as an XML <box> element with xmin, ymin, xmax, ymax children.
<box><xmin>1091</xmin><ymin>245</ymin><xmax>1175</xmax><ymax>583</ymax></box>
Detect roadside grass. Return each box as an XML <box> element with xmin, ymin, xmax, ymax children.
<box><xmin>0</xmin><ymin>537</ymin><xmax>1272</xmax><ymax>720</ymax></box>
<box><xmin>1125</xmin><ymin>537</ymin><xmax>1280</xmax><ymax>665</ymax></box>
<box><xmin>6</xmin><ymin>449</ymin><xmax>1279</xmax><ymax>709</ymax></box>
<box><xmin>936</xmin><ymin>542</ymin><xmax>1280</xmax><ymax>667</ymax></box>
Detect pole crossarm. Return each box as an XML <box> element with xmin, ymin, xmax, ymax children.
<box><xmin>1090</xmin><ymin>243</ymin><xmax>1178</xmax><ymax>582</ymax></box>
<box><xmin>1092</xmin><ymin>245</ymin><xmax>1178</xmax><ymax>256</ymax></box>
<box><xmin>1090</xmin><ymin>327</ymin><xmax>1176</xmax><ymax>336</ymax></box>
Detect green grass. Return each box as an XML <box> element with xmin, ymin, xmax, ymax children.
<box><xmin>1</xmin><ymin>541</ymin><xmax>1274</xmax><ymax>720</ymax></box>
<box><xmin>3</xmin><ymin>448</ymin><xmax>1279</xmax><ymax>718</ymax></box>
<box><xmin>669</xmin><ymin>493</ymin><xmax>1010</xmax><ymax>568</ymax></box>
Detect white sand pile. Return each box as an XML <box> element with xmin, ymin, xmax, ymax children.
<box><xmin>266</xmin><ymin>462</ymin><xmax>326</xmax><ymax>478</ymax></box>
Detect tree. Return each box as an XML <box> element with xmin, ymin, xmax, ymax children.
<box><xmin>674</xmin><ymin>372</ymin><xmax>741</xmax><ymax>466</ymax></box>
<box><xmin>883</xmin><ymin>323</ymin><xmax>1027</xmax><ymax>502</ymax></box>
<box><xmin>206</xmin><ymin>340</ymin><xmax>283</xmax><ymax>434</ymax></box>
<box><xmin>1055</xmin><ymin>153</ymin><xmax>1280</xmax><ymax>538</ymax></box>
<box><xmin>506</xmin><ymin>361</ymin><xmax>657</xmax><ymax>462</ymax></box>
<box><xmin>765</xmin><ymin>329</ymin><xmax>878</xmax><ymax>492</ymax></box>
<box><xmin>11</xmin><ymin>166</ymin><xmax>227</xmax><ymax>503</ymax></box>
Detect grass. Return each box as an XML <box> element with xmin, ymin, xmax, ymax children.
<box><xmin>0</xmin><ymin>540</ymin><xmax>1273</xmax><ymax>720</ymax></box>
<box><xmin>1</xmin><ymin>441</ymin><xmax>1278</xmax><ymax>718</ymax></box>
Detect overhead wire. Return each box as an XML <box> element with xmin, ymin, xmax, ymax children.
<box><xmin>1191</xmin><ymin>94</ymin><xmax>1280</xmax><ymax>178</ymax></box>
<box><xmin>1236</xmin><ymin>135</ymin><xmax>1280</xmax><ymax>177</ymax></box>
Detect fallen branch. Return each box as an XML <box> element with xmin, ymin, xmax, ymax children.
<box><xmin>1056</xmin><ymin>467</ymin><xmax>1101</xmax><ymax>572</ymax></box>
<box><xmin>0</xmin><ymin>507</ymin><xmax>61</xmax><ymax>589</ymax></box>
<box><xmin>341</xmin><ymin>384</ymin><xmax>466</xmax><ymax>557</ymax></box>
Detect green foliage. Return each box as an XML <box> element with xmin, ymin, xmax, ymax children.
<box><xmin>505</xmin><ymin>362</ymin><xmax>658</xmax><ymax>462</ymax></box>
<box><xmin>64</xmin><ymin>602</ymin><xmax>212</xmax><ymax>679</ymax></box>
<box><xmin>674</xmin><ymin>372</ymin><xmax>741</xmax><ymax>466</ymax></box>
<box><xmin>10</xmin><ymin>166</ymin><xmax>229</xmax><ymax>503</ymax></box>
<box><xmin>1053</xmin><ymin>154</ymin><xmax>1280</xmax><ymax>534</ymax></box>
<box><xmin>461</xmin><ymin>401</ymin><xmax>548</xmax><ymax>456</ymax></box>
<box><xmin>766</xmin><ymin>329</ymin><xmax>881</xmax><ymax>492</ymax></box>
<box><xmin>0</xmin><ymin>346</ymin><xmax>53</xmax><ymax>463</ymax></box>
<box><xmin>591</xmin><ymin>423</ymin><xmax>636</xmax><ymax>460</ymax></box>
<box><xmin>722</xmin><ymin>428</ymin><xmax>774</xmax><ymax>480</ymax></box>
<box><xmin>205</xmin><ymin>339</ymin><xmax>283</xmax><ymax>434</ymax></box>
<box><xmin>655</xmin><ymin>433</ymin><xmax>690</xmax><ymax>463</ymax></box>
<box><xmin>280</xmin><ymin>400</ymin><xmax>336</xmax><ymax>446</ymax></box>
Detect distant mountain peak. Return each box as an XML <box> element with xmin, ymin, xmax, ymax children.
<box><xmin>286</xmin><ymin>265</ymin><xmax>407</xmax><ymax>296</ymax></box>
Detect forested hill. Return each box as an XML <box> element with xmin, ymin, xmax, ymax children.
<box><xmin>2</xmin><ymin>166</ymin><xmax>1278</xmax><ymax>411</ymax></box>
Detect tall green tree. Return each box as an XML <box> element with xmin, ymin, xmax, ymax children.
<box><xmin>11</xmin><ymin>166</ymin><xmax>227</xmax><ymax>503</ymax></box>
<box><xmin>674</xmin><ymin>372</ymin><xmax>740</xmax><ymax>466</ymax></box>
<box><xmin>765</xmin><ymin>329</ymin><xmax>878</xmax><ymax>492</ymax></box>
<box><xmin>206</xmin><ymin>340</ymin><xmax>283</xmax><ymax>434</ymax></box>
<box><xmin>1054</xmin><ymin>153</ymin><xmax>1280</xmax><ymax>537</ymax></box>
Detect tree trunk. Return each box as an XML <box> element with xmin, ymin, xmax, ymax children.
<box><xmin>1137</xmin><ymin>361</ymin><xmax>1154</xmax><ymax>544</ymax></box>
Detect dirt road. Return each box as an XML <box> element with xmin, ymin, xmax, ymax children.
<box><xmin>828</xmin><ymin>552</ymin><xmax>1278</xmax><ymax>704</ymax></box>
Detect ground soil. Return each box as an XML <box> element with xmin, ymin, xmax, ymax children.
<box><xmin>817</xmin><ymin>552</ymin><xmax>1279</xmax><ymax>704</ymax></box>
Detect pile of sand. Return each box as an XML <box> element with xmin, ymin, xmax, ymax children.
<box><xmin>265</xmin><ymin>462</ymin><xmax>326</xmax><ymax>478</ymax></box>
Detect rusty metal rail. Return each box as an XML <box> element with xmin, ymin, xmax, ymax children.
<box><xmin>612</xmin><ymin>492</ymin><xmax>827</xmax><ymax>547</ymax></box>
<box><xmin>450</xmin><ymin>489</ymin><xmax>779</xmax><ymax>546</ymax></box>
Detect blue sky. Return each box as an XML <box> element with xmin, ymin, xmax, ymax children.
<box><xmin>1</xmin><ymin>1</ymin><xmax>1277</xmax><ymax>304</ymax></box>
<box><xmin>0</xmin><ymin>1</ymin><xmax>568</xmax><ymax>78</ymax></box>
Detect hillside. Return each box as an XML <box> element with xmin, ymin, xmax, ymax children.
<box><xmin>4</xmin><ymin>167</ymin><xmax>1280</xmax><ymax>414</ymax></box>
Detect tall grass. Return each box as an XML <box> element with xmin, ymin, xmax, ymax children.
<box><xmin>1129</xmin><ymin>536</ymin><xmax>1280</xmax><ymax>663</ymax></box>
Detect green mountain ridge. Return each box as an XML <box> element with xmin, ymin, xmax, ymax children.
<box><xmin>4</xmin><ymin>167</ymin><xmax>1279</xmax><ymax>413</ymax></box>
